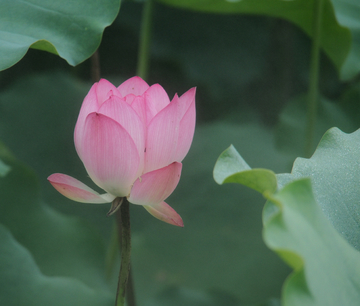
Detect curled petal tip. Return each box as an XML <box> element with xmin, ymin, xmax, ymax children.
<box><xmin>174</xmin><ymin>217</ymin><xmax>184</xmax><ymax>227</ymax></box>
<box><xmin>144</xmin><ymin>201</ymin><xmax>184</xmax><ymax>227</ymax></box>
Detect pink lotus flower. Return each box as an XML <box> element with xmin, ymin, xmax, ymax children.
<box><xmin>48</xmin><ymin>77</ymin><xmax>196</xmax><ymax>227</ymax></box>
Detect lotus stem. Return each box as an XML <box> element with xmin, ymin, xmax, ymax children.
<box><xmin>305</xmin><ymin>0</ymin><xmax>324</xmax><ymax>157</ymax></box>
<box><xmin>91</xmin><ymin>49</ymin><xmax>101</xmax><ymax>83</ymax></box>
<box><xmin>137</xmin><ymin>0</ymin><xmax>153</xmax><ymax>80</ymax></box>
<box><xmin>115</xmin><ymin>198</ymin><xmax>131</xmax><ymax>306</ymax></box>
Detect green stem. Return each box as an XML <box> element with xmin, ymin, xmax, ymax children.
<box><xmin>305</xmin><ymin>0</ymin><xmax>324</xmax><ymax>157</ymax></box>
<box><xmin>91</xmin><ymin>49</ymin><xmax>101</xmax><ymax>83</ymax></box>
<box><xmin>126</xmin><ymin>267</ymin><xmax>137</xmax><ymax>306</ymax></box>
<box><xmin>115</xmin><ymin>198</ymin><xmax>131</xmax><ymax>306</ymax></box>
<box><xmin>105</xmin><ymin>222</ymin><xmax>119</xmax><ymax>281</ymax></box>
<box><xmin>136</xmin><ymin>0</ymin><xmax>154</xmax><ymax>80</ymax></box>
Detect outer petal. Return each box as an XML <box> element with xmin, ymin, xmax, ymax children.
<box><xmin>143</xmin><ymin>84</ymin><xmax>171</xmax><ymax>124</ymax></box>
<box><xmin>118</xmin><ymin>76</ymin><xmax>149</xmax><ymax>97</ymax></box>
<box><xmin>143</xmin><ymin>202</ymin><xmax>184</xmax><ymax>227</ymax></box>
<box><xmin>128</xmin><ymin>162</ymin><xmax>182</xmax><ymax>206</ymax></box>
<box><xmin>47</xmin><ymin>173</ymin><xmax>115</xmax><ymax>203</ymax></box>
<box><xmin>74</xmin><ymin>83</ymin><xmax>100</xmax><ymax>158</ymax></box>
<box><xmin>144</xmin><ymin>94</ymin><xmax>180</xmax><ymax>173</ymax></box>
<box><xmin>98</xmin><ymin>95</ymin><xmax>145</xmax><ymax>176</ymax></box>
<box><xmin>173</xmin><ymin>87</ymin><xmax>196</xmax><ymax>162</ymax></box>
<box><xmin>144</xmin><ymin>88</ymin><xmax>195</xmax><ymax>173</ymax></box>
<box><xmin>74</xmin><ymin>79</ymin><xmax>121</xmax><ymax>158</ymax></box>
<box><xmin>79</xmin><ymin>112</ymin><xmax>140</xmax><ymax>197</ymax></box>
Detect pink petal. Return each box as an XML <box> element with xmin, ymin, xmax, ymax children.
<box><xmin>130</xmin><ymin>96</ymin><xmax>147</xmax><ymax>126</ymax></box>
<box><xmin>173</xmin><ymin>88</ymin><xmax>196</xmax><ymax>162</ymax></box>
<box><xmin>123</xmin><ymin>93</ymin><xmax>136</xmax><ymax>105</ymax></box>
<box><xmin>130</xmin><ymin>94</ymin><xmax>157</xmax><ymax>127</ymax></box>
<box><xmin>74</xmin><ymin>83</ymin><xmax>101</xmax><ymax>158</ymax></box>
<box><xmin>78</xmin><ymin>112</ymin><xmax>140</xmax><ymax>197</ymax></box>
<box><xmin>74</xmin><ymin>79</ymin><xmax>122</xmax><ymax>158</ymax></box>
<box><xmin>96</xmin><ymin>79</ymin><xmax>122</xmax><ymax>106</ymax></box>
<box><xmin>144</xmin><ymin>94</ymin><xmax>184</xmax><ymax>173</ymax></box>
<box><xmin>144</xmin><ymin>87</ymin><xmax>195</xmax><ymax>172</ymax></box>
<box><xmin>47</xmin><ymin>173</ymin><xmax>115</xmax><ymax>203</ymax></box>
<box><xmin>143</xmin><ymin>84</ymin><xmax>171</xmax><ymax>124</ymax></box>
<box><xmin>143</xmin><ymin>202</ymin><xmax>184</xmax><ymax>227</ymax></box>
<box><xmin>118</xmin><ymin>76</ymin><xmax>149</xmax><ymax>97</ymax></box>
<box><xmin>98</xmin><ymin>95</ymin><xmax>145</xmax><ymax>176</ymax></box>
<box><xmin>128</xmin><ymin>162</ymin><xmax>182</xmax><ymax>206</ymax></box>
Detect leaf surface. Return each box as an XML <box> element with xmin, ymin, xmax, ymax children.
<box><xmin>0</xmin><ymin>0</ymin><xmax>120</xmax><ymax>70</ymax></box>
<box><xmin>263</xmin><ymin>179</ymin><xmax>360</xmax><ymax>306</ymax></box>
<box><xmin>214</xmin><ymin>145</ymin><xmax>277</xmax><ymax>195</ymax></box>
<box><xmin>0</xmin><ymin>146</ymin><xmax>113</xmax><ymax>305</ymax></box>
<box><xmin>214</xmin><ymin>127</ymin><xmax>360</xmax><ymax>305</ymax></box>
<box><xmin>278</xmin><ymin>127</ymin><xmax>360</xmax><ymax>251</ymax></box>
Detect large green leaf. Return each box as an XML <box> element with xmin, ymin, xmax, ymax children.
<box><xmin>277</xmin><ymin>127</ymin><xmax>360</xmax><ymax>251</ymax></box>
<box><xmin>263</xmin><ymin>179</ymin><xmax>360</xmax><ymax>306</ymax></box>
<box><xmin>157</xmin><ymin>0</ymin><xmax>358</xmax><ymax>80</ymax></box>
<box><xmin>0</xmin><ymin>0</ymin><xmax>120</xmax><ymax>70</ymax></box>
<box><xmin>0</xmin><ymin>145</ymin><xmax>113</xmax><ymax>306</ymax></box>
<box><xmin>0</xmin><ymin>224</ymin><xmax>112</xmax><ymax>306</ymax></box>
<box><xmin>214</xmin><ymin>127</ymin><xmax>360</xmax><ymax>304</ymax></box>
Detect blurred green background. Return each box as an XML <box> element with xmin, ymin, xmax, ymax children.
<box><xmin>1</xmin><ymin>1</ymin><xmax>359</xmax><ymax>305</ymax></box>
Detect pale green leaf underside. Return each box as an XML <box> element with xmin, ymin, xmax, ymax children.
<box><xmin>214</xmin><ymin>145</ymin><xmax>277</xmax><ymax>195</ymax></box>
<box><xmin>0</xmin><ymin>0</ymin><xmax>120</xmax><ymax>70</ymax></box>
<box><xmin>213</xmin><ymin>144</ymin><xmax>251</xmax><ymax>184</ymax></box>
<box><xmin>278</xmin><ymin>127</ymin><xmax>360</xmax><ymax>251</ymax></box>
<box><xmin>264</xmin><ymin>179</ymin><xmax>360</xmax><ymax>306</ymax></box>
<box><xmin>214</xmin><ymin>127</ymin><xmax>360</xmax><ymax>305</ymax></box>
